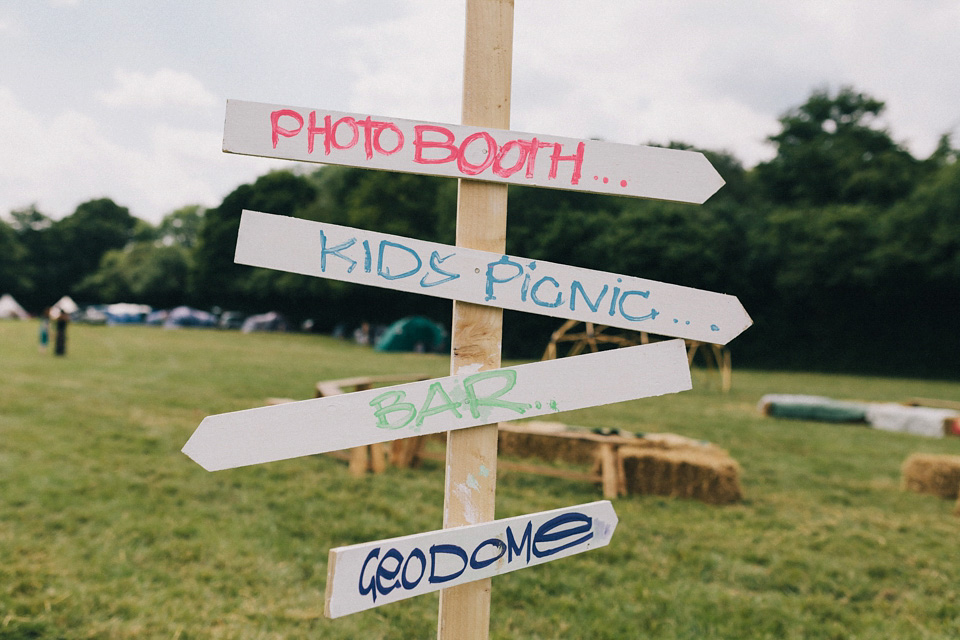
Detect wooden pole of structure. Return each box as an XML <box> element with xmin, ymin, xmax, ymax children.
<box><xmin>438</xmin><ymin>1</ymin><xmax>513</xmax><ymax>638</ymax></box>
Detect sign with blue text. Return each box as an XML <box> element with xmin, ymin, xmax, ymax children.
<box><xmin>324</xmin><ymin>500</ymin><xmax>618</xmax><ymax>618</ymax></box>
<box><xmin>181</xmin><ymin>339</ymin><xmax>691</xmax><ymax>472</ymax></box>
<box><xmin>235</xmin><ymin>210</ymin><xmax>752</xmax><ymax>344</ymax></box>
<box><xmin>223</xmin><ymin>100</ymin><xmax>725</xmax><ymax>204</ymax></box>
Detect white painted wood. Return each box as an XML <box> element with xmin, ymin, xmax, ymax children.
<box><xmin>181</xmin><ymin>339</ymin><xmax>691</xmax><ymax>472</ymax></box>
<box><xmin>223</xmin><ymin>99</ymin><xmax>725</xmax><ymax>205</ymax></box>
<box><xmin>324</xmin><ymin>500</ymin><xmax>618</xmax><ymax>618</ymax></box>
<box><xmin>235</xmin><ymin>210</ymin><xmax>752</xmax><ymax>344</ymax></box>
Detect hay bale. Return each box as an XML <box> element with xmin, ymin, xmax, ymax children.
<box><xmin>901</xmin><ymin>453</ymin><xmax>960</xmax><ymax>500</ymax></box>
<box><xmin>497</xmin><ymin>422</ymin><xmax>610</xmax><ymax>465</ymax></box>
<box><xmin>620</xmin><ymin>446</ymin><xmax>742</xmax><ymax>504</ymax></box>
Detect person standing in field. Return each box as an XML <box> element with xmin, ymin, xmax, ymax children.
<box><xmin>53</xmin><ymin>309</ymin><xmax>68</xmax><ymax>356</ymax></box>
<box><xmin>38</xmin><ymin>308</ymin><xmax>50</xmax><ymax>353</ymax></box>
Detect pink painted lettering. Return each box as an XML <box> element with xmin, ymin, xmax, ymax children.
<box><xmin>524</xmin><ymin>139</ymin><xmax>555</xmax><ymax>179</ymax></box>
<box><xmin>414</xmin><ymin>125</ymin><xmax>458</xmax><ymax>164</ymax></box>
<box><xmin>271</xmin><ymin>110</ymin><xmax>304</xmax><ymax>149</ymax></box>
<box><xmin>548</xmin><ymin>141</ymin><xmax>585</xmax><ymax>184</ymax></box>
<box><xmin>492</xmin><ymin>140</ymin><xmax>531</xmax><ymax>178</ymax></box>
<box><xmin>307</xmin><ymin>112</ymin><xmax>332</xmax><ymax>154</ymax></box>
<box><xmin>457</xmin><ymin>132</ymin><xmax>497</xmax><ymax>176</ymax></box>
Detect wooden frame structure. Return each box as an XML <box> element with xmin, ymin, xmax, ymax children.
<box><xmin>543</xmin><ymin>319</ymin><xmax>732</xmax><ymax>392</ymax></box>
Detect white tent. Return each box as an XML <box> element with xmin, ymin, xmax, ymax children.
<box><xmin>0</xmin><ymin>294</ymin><xmax>29</xmax><ymax>319</ymax></box>
<box><xmin>51</xmin><ymin>295</ymin><xmax>78</xmax><ymax>316</ymax></box>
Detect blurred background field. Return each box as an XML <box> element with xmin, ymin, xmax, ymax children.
<box><xmin>2</xmin><ymin>321</ymin><xmax>960</xmax><ymax>639</ymax></box>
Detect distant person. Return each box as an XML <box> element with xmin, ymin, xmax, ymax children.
<box><xmin>53</xmin><ymin>309</ymin><xmax>69</xmax><ymax>356</ymax></box>
<box><xmin>354</xmin><ymin>321</ymin><xmax>371</xmax><ymax>346</ymax></box>
<box><xmin>38</xmin><ymin>308</ymin><xmax>50</xmax><ymax>353</ymax></box>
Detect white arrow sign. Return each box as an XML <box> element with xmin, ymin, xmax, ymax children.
<box><xmin>324</xmin><ymin>500</ymin><xmax>618</xmax><ymax>618</ymax></box>
<box><xmin>182</xmin><ymin>339</ymin><xmax>691</xmax><ymax>472</ymax></box>
<box><xmin>223</xmin><ymin>100</ymin><xmax>725</xmax><ymax>204</ymax></box>
<box><xmin>235</xmin><ymin>210</ymin><xmax>751</xmax><ymax>345</ymax></box>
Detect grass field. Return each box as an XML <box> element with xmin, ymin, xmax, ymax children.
<box><xmin>1</xmin><ymin>320</ymin><xmax>959</xmax><ymax>639</ymax></box>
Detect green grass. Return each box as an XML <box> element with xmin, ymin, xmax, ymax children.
<box><xmin>1</xmin><ymin>321</ymin><xmax>959</xmax><ymax>639</ymax></box>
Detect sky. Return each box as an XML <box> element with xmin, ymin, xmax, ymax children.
<box><xmin>2</xmin><ymin>1</ymin><xmax>958</xmax><ymax>225</ymax></box>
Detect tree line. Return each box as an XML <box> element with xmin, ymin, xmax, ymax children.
<box><xmin>2</xmin><ymin>87</ymin><xmax>957</xmax><ymax>377</ymax></box>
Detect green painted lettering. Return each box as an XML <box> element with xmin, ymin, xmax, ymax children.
<box><xmin>416</xmin><ymin>382</ymin><xmax>463</xmax><ymax>426</ymax></box>
<box><xmin>462</xmin><ymin>370</ymin><xmax>532</xmax><ymax>419</ymax></box>
<box><xmin>369</xmin><ymin>390</ymin><xmax>417</xmax><ymax>429</ymax></box>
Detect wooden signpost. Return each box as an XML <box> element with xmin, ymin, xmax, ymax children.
<box><xmin>182</xmin><ymin>1</ymin><xmax>747</xmax><ymax>637</ymax></box>
<box><xmin>223</xmin><ymin>99</ymin><xmax>725</xmax><ymax>205</ymax></box>
<box><xmin>182</xmin><ymin>339</ymin><xmax>691</xmax><ymax>472</ymax></box>
<box><xmin>324</xmin><ymin>500</ymin><xmax>618</xmax><ymax>618</ymax></box>
<box><xmin>235</xmin><ymin>209</ymin><xmax>751</xmax><ymax>344</ymax></box>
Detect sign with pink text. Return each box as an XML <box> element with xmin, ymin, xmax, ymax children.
<box><xmin>235</xmin><ymin>210</ymin><xmax>752</xmax><ymax>345</ymax></box>
<box><xmin>223</xmin><ymin>100</ymin><xmax>725</xmax><ymax>204</ymax></box>
<box><xmin>181</xmin><ymin>339</ymin><xmax>691</xmax><ymax>472</ymax></box>
<box><xmin>324</xmin><ymin>501</ymin><xmax>618</xmax><ymax>618</ymax></box>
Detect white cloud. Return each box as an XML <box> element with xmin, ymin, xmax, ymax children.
<box><xmin>96</xmin><ymin>68</ymin><xmax>217</xmax><ymax>110</ymax></box>
<box><xmin>0</xmin><ymin>86</ymin><xmax>286</xmax><ymax>224</ymax></box>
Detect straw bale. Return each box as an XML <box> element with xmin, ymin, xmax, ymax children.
<box><xmin>620</xmin><ymin>446</ymin><xmax>742</xmax><ymax>505</ymax></box>
<box><xmin>497</xmin><ymin>422</ymin><xmax>600</xmax><ymax>464</ymax></box>
<box><xmin>901</xmin><ymin>453</ymin><xmax>960</xmax><ymax>500</ymax></box>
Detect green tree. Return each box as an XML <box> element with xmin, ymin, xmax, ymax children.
<box><xmin>74</xmin><ymin>242</ymin><xmax>192</xmax><ymax>308</ymax></box>
<box><xmin>755</xmin><ymin>87</ymin><xmax>921</xmax><ymax>207</ymax></box>
<box><xmin>5</xmin><ymin>205</ymin><xmax>60</xmax><ymax>311</ymax></box>
<box><xmin>53</xmin><ymin>198</ymin><xmax>138</xmax><ymax>297</ymax></box>
<box><xmin>157</xmin><ymin>205</ymin><xmax>204</xmax><ymax>249</ymax></box>
<box><xmin>191</xmin><ymin>170</ymin><xmax>317</xmax><ymax>310</ymax></box>
<box><xmin>0</xmin><ymin>216</ymin><xmax>29</xmax><ymax>300</ymax></box>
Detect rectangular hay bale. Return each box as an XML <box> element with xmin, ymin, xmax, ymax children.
<box><xmin>901</xmin><ymin>453</ymin><xmax>960</xmax><ymax>500</ymax></box>
<box><xmin>619</xmin><ymin>446</ymin><xmax>742</xmax><ymax>505</ymax></box>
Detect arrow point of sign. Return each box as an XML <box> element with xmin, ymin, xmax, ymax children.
<box><xmin>691</xmin><ymin>152</ymin><xmax>726</xmax><ymax>205</ymax></box>
<box><xmin>181</xmin><ymin>415</ymin><xmax>227</xmax><ymax>472</ymax></box>
<box><xmin>593</xmin><ymin>500</ymin><xmax>619</xmax><ymax>545</ymax></box>
<box><xmin>710</xmin><ymin>294</ymin><xmax>753</xmax><ymax>345</ymax></box>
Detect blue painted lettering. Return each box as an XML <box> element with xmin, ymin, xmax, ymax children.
<box><xmin>570</xmin><ymin>280</ymin><xmax>608</xmax><ymax>313</ymax></box>
<box><xmin>421</xmin><ymin>251</ymin><xmax>460</xmax><ymax>287</ymax></box>
<box><xmin>532</xmin><ymin>512</ymin><xmax>593</xmax><ymax>558</ymax></box>
<box><xmin>428</xmin><ymin>544</ymin><xmax>468</xmax><ymax>584</ymax></box>
<box><xmin>378</xmin><ymin>241</ymin><xmax>422</xmax><ymax>280</ymax></box>
<box><xmin>484</xmin><ymin>255</ymin><xmax>523</xmax><ymax>301</ymax></box>
<box><xmin>530</xmin><ymin>276</ymin><xmax>563</xmax><ymax>308</ymax></box>
<box><xmin>320</xmin><ymin>231</ymin><xmax>357</xmax><ymax>273</ymax></box>
<box><xmin>358</xmin><ymin>548</ymin><xmax>380</xmax><ymax>602</ymax></box>
<box><xmin>506</xmin><ymin>521</ymin><xmax>532</xmax><ymax>564</ymax></box>
<box><xmin>470</xmin><ymin>538</ymin><xmax>507</xmax><ymax>570</ymax></box>
<box><xmin>356</xmin><ymin>511</ymin><xmax>594</xmax><ymax>603</ymax></box>
<box><xmin>401</xmin><ymin>548</ymin><xmax>427</xmax><ymax>590</ymax></box>
<box><xmin>617</xmin><ymin>290</ymin><xmax>659</xmax><ymax>322</ymax></box>
<box><xmin>375</xmin><ymin>548</ymin><xmax>404</xmax><ymax>596</ymax></box>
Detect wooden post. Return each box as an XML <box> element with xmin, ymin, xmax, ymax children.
<box><xmin>438</xmin><ymin>1</ymin><xmax>513</xmax><ymax>638</ymax></box>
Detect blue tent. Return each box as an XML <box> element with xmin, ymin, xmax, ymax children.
<box><xmin>163</xmin><ymin>306</ymin><xmax>217</xmax><ymax>328</ymax></box>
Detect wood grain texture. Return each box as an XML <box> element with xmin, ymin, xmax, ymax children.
<box><xmin>439</xmin><ymin>1</ymin><xmax>514</xmax><ymax>638</ymax></box>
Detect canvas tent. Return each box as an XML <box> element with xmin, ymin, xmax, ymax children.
<box><xmin>51</xmin><ymin>295</ymin><xmax>79</xmax><ymax>316</ymax></box>
<box><xmin>0</xmin><ymin>294</ymin><xmax>29</xmax><ymax>319</ymax></box>
<box><xmin>375</xmin><ymin>316</ymin><xmax>449</xmax><ymax>353</ymax></box>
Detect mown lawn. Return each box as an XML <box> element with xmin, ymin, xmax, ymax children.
<box><xmin>1</xmin><ymin>321</ymin><xmax>959</xmax><ymax>639</ymax></box>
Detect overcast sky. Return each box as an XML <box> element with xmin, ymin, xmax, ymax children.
<box><xmin>2</xmin><ymin>1</ymin><xmax>958</xmax><ymax>225</ymax></box>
